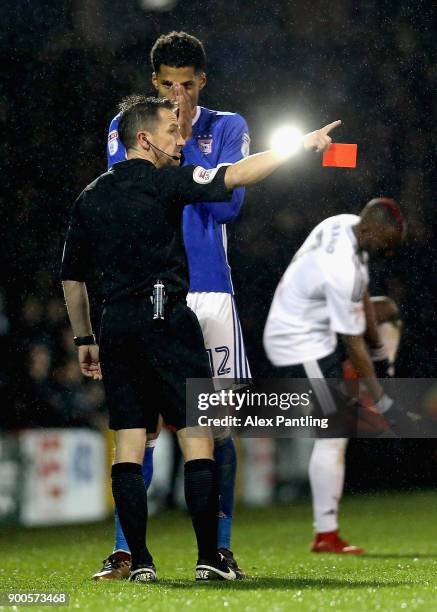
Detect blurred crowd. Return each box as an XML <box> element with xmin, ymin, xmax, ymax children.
<box><xmin>0</xmin><ymin>284</ymin><xmax>106</xmax><ymax>429</ymax></box>
<box><xmin>2</xmin><ymin>0</ymin><xmax>435</xmax><ymax>431</ymax></box>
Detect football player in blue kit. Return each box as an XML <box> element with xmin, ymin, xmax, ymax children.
<box><xmin>94</xmin><ymin>31</ymin><xmax>251</xmax><ymax>580</ymax></box>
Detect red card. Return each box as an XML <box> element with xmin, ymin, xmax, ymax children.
<box><xmin>322</xmin><ymin>143</ymin><xmax>357</xmax><ymax>168</ymax></box>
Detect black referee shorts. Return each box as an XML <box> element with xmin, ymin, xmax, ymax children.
<box><xmin>99</xmin><ymin>296</ymin><xmax>211</xmax><ymax>431</ymax></box>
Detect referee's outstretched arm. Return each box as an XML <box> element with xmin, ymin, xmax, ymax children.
<box><xmin>115</xmin><ymin>95</ymin><xmax>340</xmax><ymax>198</ymax></box>
<box><xmin>224</xmin><ymin>120</ymin><xmax>341</xmax><ymax>188</ymax></box>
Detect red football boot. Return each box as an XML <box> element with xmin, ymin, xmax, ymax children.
<box><xmin>310</xmin><ymin>530</ymin><xmax>365</xmax><ymax>554</ymax></box>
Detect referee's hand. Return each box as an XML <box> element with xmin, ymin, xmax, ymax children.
<box><xmin>78</xmin><ymin>345</ymin><xmax>102</xmax><ymax>380</ymax></box>
<box><xmin>303</xmin><ymin>120</ymin><xmax>342</xmax><ymax>153</ymax></box>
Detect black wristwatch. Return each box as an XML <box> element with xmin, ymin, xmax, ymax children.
<box><xmin>73</xmin><ymin>334</ymin><xmax>96</xmax><ymax>346</ymax></box>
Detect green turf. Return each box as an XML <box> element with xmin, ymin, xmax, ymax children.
<box><xmin>2</xmin><ymin>491</ymin><xmax>437</xmax><ymax>611</ymax></box>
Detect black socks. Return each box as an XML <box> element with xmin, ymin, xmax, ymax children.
<box><xmin>111</xmin><ymin>462</ymin><xmax>153</xmax><ymax>570</ymax></box>
<box><xmin>184</xmin><ymin>458</ymin><xmax>219</xmax><ymax>562</ymax></box>
<box><xmin>112</xmin><ymin>458</ymin><xmax>219</xmax><ymax>568</ymax></box>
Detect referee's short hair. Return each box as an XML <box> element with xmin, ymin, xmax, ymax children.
<box><xmin>150</xmin><ymin>31</ymin><xmax>206</xmax><ymax>73</ymax></box>
<box><xmin>117</xmin><ymin>95</ymin><xmax>174</xmax><ymax>152</ymax></box>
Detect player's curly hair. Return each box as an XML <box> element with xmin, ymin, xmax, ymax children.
<box><xmin>150</xmin><ymin>31</ymin><xmax>206</xmax><ymax>73</ymax></box>
<box><xmin>117</xmin><ymin>95</ymin><xmax>174</xmax><ymax>151</ymax></box>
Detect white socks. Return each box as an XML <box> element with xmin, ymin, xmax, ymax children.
<box><xmin>309</xmin><ymin>438</ymin><xmax>348</xmax><ymax>533</ymax></box>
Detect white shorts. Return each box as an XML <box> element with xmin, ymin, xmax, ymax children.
<box><xmin>186</xmin><ymin>292</ymin><xmax>251</xmax><ymax>385</ymax></box>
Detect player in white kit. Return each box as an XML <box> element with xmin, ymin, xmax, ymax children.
<box><xmin>264</xmin><ymin>198</ymin><xmax>406</xmax><ymax>553</ymax></box>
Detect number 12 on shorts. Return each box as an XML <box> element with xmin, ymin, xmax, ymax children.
<box><xmin>206</xmin><ymin>346</ymin><xmax>231</xmax><ymax>376</ymax></box>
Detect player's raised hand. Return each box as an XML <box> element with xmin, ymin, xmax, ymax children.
<box><xmin>303</xmin><ymin>120</ymin><xmax>342</xmax><ymax>153</ymax></box>
<box><xmin>174</xmin><ymin>83</ymin><xmax>192</xmax><ymax>140</ymax></box>
<box><xmin>78</xmin><ymin>345</ymin><xmax>102</xmax><ymax>380</ymax></box>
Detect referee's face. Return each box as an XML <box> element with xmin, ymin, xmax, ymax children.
<box><xmin>148</xmin><ymin>108</ymin><xmax>185</xmax><ymax>167</ymax></box>
<box><xmin>152</xmin><ymin>65</ymin><xmax>206</xmax><ymax>112</ymax></box>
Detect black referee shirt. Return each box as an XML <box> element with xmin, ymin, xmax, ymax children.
<box><xmin>61</xmin><ymin>159</ymin><xmax>232</xmax><ymax>304</ymax></box>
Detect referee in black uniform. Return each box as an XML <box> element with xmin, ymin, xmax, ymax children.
<box><xmin>61</xmin><ymin>94</ymin><xmax>340</xmax><ymax>582</ymax></box>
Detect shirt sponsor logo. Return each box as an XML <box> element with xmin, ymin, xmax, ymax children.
<box><xmin>198</xmin><ymin>137</ymin><xmax>213</xmax><ymax>154</ymax></box>
<box><xmin>193</xmin><ymin>166</ymin><xmax>219</xmax><ymax>184</ymax></box>
<box><xmin>241</xmin><ymin>133</ymin><xmax>250</xmax><ymax>158</ymax></box>
<box><xmin>108</xmin><ymin>130</ymin><xmax>118</xmax><ymax>156</ymax></box>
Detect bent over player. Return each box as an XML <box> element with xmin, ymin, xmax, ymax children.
<box><xmin>97</xmin><ymin>31</ymin><xmax>251</xmax><ymax>580</ymax></box>
<box><xmin>264</xmin><ymin>198</ymin><xmax>405</xmax><ymax>554</ymax></box>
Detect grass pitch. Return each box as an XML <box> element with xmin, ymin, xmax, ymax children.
<box><xmin>2</xmin><ymin>491</ymin><xmax>437</xmax><ymax>611</ymax></box>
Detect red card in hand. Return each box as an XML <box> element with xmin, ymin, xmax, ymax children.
<box><xmin>322</xmin><ymin>143</ymin><xmax>357</xmax><ymax>168</ymax></box>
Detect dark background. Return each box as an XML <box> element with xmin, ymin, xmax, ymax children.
<box><xmin>1</xmin><ymin>0</ymin><xmax>436</xmax><ymax>492</ymax></box>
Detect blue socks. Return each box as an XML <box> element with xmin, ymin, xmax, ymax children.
<box><xmin>114</xmin><ymin>504</ymin><xmax>129</xmax><ymax>553</ymax></box>
<box><xmin>214</xmin><ymin>435</ymin><xmax>237</xmax><ymax>551</ymax></box>
<box><xmin>141</xmin><ymin>442</ymin><xmax>156</xmax><ymax>490</ymax></box>
<box><xmin>113</xmin><ymin>441</ymin><xmax>156</xmax><ymax>553</ymax></box>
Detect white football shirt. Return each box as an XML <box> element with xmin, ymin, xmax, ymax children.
<box><xmin>264</xmin><ymin>214</ymin><xmax>368</xmax><ymax>366</ymax></box>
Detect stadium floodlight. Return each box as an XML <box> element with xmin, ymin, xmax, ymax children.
<box><xmin>270</xmin><ymin>125</ymin><xmax>303</xmax><ymax>157</ymax></box>
<box><xmin>139</xmin><ymin>0</ymin><xmax>178</xmax><ymax>10</ymax></box>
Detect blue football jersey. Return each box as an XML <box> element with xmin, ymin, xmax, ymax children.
<box><xmin>107</xmin><ymin>106</ymin><xmax>249</xmax><ymax>293</ymax></box>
